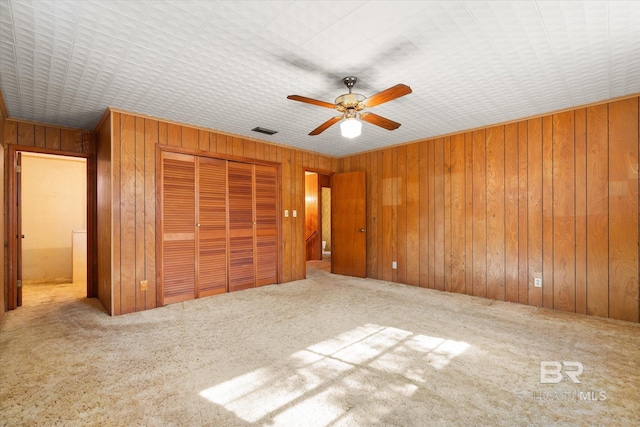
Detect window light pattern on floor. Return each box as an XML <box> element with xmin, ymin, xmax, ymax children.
<box><xmin>199</xmin><ymin>323</ymin><xmax>469</xmax><ymax>425</ymax></box>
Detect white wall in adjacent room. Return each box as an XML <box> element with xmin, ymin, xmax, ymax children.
<box><xmin>22</xmin><ymin>153</ymin><xmax>86</xmax><ymax>283</ymax></box>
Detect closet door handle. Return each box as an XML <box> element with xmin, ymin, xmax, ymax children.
<box><xmin>196</xmin><ymin>223</ymin><xmax>201</xmax><ymax>227</ymax></box>
<box><xmin>359</xmin><ymin>228</ymin><xmax>366</xmax><ymax>233</ymax></box>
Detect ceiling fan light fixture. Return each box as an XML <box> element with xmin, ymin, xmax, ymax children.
<box><xmin>340</xmin><ymin>117</ymin><xmax>362</xmax><ymax>138</ymax></box>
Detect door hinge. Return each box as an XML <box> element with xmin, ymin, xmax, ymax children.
<box><xmin>17</xmin><ymin>280</ymin><xmax>22</xmax><ymax>288</ymax></box>
<box><xmin>16</xmin><ymin>165</ymin><xmax>21</xmax><ymax>173</ymax></box>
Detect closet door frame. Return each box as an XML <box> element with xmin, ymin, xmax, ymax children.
<box><xmin>156</xmin><ymin>145</ymin><xmax>281</xmax><ymax>306</ymax></box>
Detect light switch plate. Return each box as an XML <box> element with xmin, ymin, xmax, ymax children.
<box><xmin>284</xmin><ymin>210</ymin><xmax>289</xmax><ymax>217</ymax></box>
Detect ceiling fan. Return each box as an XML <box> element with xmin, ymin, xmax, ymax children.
<box><xmin>287</xmin><ymin>76</ymin><xmax>412</xmax><ymax>138</ymax></box>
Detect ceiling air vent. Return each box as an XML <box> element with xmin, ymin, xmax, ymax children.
<box><xmin>252</xmin><ymin>127</ymin><xmax>278</xmax><ymax>136</ymax></box>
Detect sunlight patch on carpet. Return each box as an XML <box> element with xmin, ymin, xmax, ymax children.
<box><xmin>199</xmin><ymin>323</ymin><xmax>469</xmax><ymax>424</ymax></box>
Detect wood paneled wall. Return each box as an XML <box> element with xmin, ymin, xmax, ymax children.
<box><xmin>0</xmin><ymin>109</ymin><xmax>5</xmax><ymax>318</ymax></box>
<box><xmin>95</xmin><ymin>115</ymin><xmax>112</xmax><ymax>313</ymax></box>
<box><xmin>102</xmin><ymin>110</ymin><xmax>337</xmax><ymax>315</ymax></box>
<box><xmin>3</xmin><ymin>119</ymin><xmax>92</xmax><ymax>154</ymax></box>
<box><xmin>340</xmin><ymin>97</ymin><xmax>640</xmax><ymax>323</ymax></box>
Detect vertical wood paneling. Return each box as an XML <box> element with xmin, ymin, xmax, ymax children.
<box><xmin>119</xmin><ymin>114</ymin><xmax>136</xmax><ymax>314</ymax></box>
<box><xmin>443</xmin><ymin>137</ymin><xmax>452</xmax><ymax>292</ymax></box>
<box><xmin>4</xmin><ymin>120</ymin><xmax>17</xmax><ymax>144</ymax></box>
<box><xmin>485</xmin><ymin>126</ymin><xmax>505</xmax><ymax>301</ymax></box>
<box><xmin>472</xmin><ymin>130</ymin><xmax>487</xmax><ymax>297</ymax></box>
<box><xmin>244</xmin><ymin>140</ymin><xmax>256</xmax><ymax>159</ymax></box>
<box><xmin>167</xmin><ymin>123</ymin><xmax>181</xmax><ymax>147</ymax></box>
<box><xmin>369</xmin><ymin>152</ymin><xmax>379</xmax><ymax>279</ymax></box>
<box><xmin>505</xmin><ymin>123</ymin><xmax>519</xmax><ymax>303</ymax></box>
<box><xmin>215</xmin><ymin>134</ymin><xmax>227</xmax><ymax>154</ymax></box>
<box><xmin>207</xmin><ymin>132</ymin><xmax>217</xmax><ymax>152</ymax></box>
<box><xmin>574</xmin><ymin>109</ymin><xmax>587</xmax><ymax>315</ymax></box>
<box><xmin>280</xmin><ymin>148</ymin><xmax>292</xmax><ymax>283</ymax></box>
<box><xmin>377</xmin><ymin>151</ymin><xmax>384</xmax><ymax>280</ymax></box>
<box><xmin>134</xmin><ymin>117</ymin><xmax>146</xmax><ymax>312</ymax></box>
<box><xmin>294</xmin><ymin>150</ymin><xmax>304</xmax><ymax>280</ymax></box>
<box><xmin>434</xmin><ymin>138</ymin><xmax>445</xmax><ymax>290</ymax></box>
<box><xmin>96</xmin><ymin>114</ymin><xmax>112</xmax><ymax>313</ymax></box>
<box><xmin>45</xmin><ymin>127</ymin><xmax>60</xmax><ymax>150</ymax></box>
<box><xmin>232</xmin><ymin>137</ymin><xmax>244</xmax><ymax>157</ymax></box>
<box><xmin>518</xmin><ymin>122</ymin><xmax>529</xmax><ymax>305</ymax></box>
<box><xmin>428</xmin><ymin>140</ymin><xmax>435</xmax><ymax>288</ymax></box>
<box><xmin>254</xmin><ymin>141</ymin><xmax>265</xmax><ymax>161</ymax></box>
<box><xmin>406</xmin><ymin>143</ymin><xmax>420</xmax><ymax>286</ymax></box>
<box><xmin>608</xmin><ymin>98</ymin><xmax>639</xmax><ymax>322</ymax></box>
<box><xmin>61</xmin><ymin>129</ymin><xmax>78</xmax><ymax>152</ymax></box>
<box><xmin>382</xmin><ymin>148</ymin><xmax>393</xmax><ymax>282</ymax></box>
<box><xmin>586</xmin><ymin>104</ymin><xmax>609</xmax><ymax>317</ymax></box>
<box><xmin>34</xmin><ymin>125</ymin><xmax>45</xmax><ymax>148</ymax></box>
<box><xmin>182</xmin><ymin>127</ymin><xmax>198</xmax><ymax>151</ymax></box>
<box><xmin>158</xmin><ymin>122</ymin><xmax>167</xmax><ymax>146</ymax></box>
<box><xmin>144</xmin><ymin>119</ymin><xmax>157</xmax><ymax>309</ymax></box>
<box><xmin>198</xmin><ymin>130</ymin><xmax>209</xmax><ymax>152</ymax></box>
<box><xmin>552</xmin><ymin>111</ymin><xmax>576</xmax><ymax>312</ymax></box>
<box><xmin>397</xmin><ymin>146</ymin><xmax>407</xmax><ymax>284</ymax></box>
<box><xmin>542</xmin><ymin>116</ymin><xmax>554</xmax><ymax>308</ymax></box>
<box><xmin>17</xmin><ymin>122</ymin><xmax>34</xmax><ymax>146</ymax></box>
<box><xmin>464</xmin><ymin>132</ymin><xmax>473</xmax><ymax>295</ymax></box>
<box><xmin>112</xmin><ymin>113</ymin><xmax>122</xmax><ymax>315</ymax></box>
<box><xmin>0</xmin><ymin>142</ymin><xmax>4</xmax><ymax>318</ymax></box>
<box><xmin>528</xmin><ymin>118</ymin><xmax>543</xmax><ymax>307</ymax></box>
<box><xmin>450</xmin><ymin>134</ymin><xmax>465</xmax><ymax>293</ymax></box>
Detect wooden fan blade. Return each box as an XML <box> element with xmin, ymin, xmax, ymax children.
<box><xmin>360</xmin><ymin>112</ymin><xmax>401</xmax><ymax>131</ymax></box>
<box><xmin>287</xmin><ymin>95</ymin><xmax>336</xmax><ymax>109</ymax></box>
<box><xmin>309</xmin><ymin>116</ymin><xmax>342</xmax><ymax>135</ymax></box>
<box><xmin>363</xmin><ymin>84</ymin><xmax>412</xmax><ymax>108</ymax></box>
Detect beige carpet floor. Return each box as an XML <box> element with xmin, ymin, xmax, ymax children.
<box><xmin>1</xmin><ymin>264</ymin><xmax>639</xmax><ymax>426</ymax></box>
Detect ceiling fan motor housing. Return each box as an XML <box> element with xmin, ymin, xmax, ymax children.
<box><xmin>335</xmin><ymin>93</ymin><xmax>366</xmax><ymax>112</ymax></box>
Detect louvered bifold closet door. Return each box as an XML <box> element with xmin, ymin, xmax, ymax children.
<box><xmin>228</xmin><ymin>162</ymin><xmax>255</xmax><ymax>292</ymax></box>
<box><xmin>161</xmin><ymin>152</ymin><xmax>196</xmax><ymax>304</ymax></box>
<box><xmin>255</xmin><ymin>165</ymin><xmax>278</xmax><ymax>286</ymax></box>
<box><xmin>197</xmin><ymin>157</ymin><xmax>228</xmax><ymax>297</ymax></box>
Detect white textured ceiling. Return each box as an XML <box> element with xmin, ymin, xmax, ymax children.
<box><xmin>1</xmin><ymin>1</ymin><xmax>639</xmax><ymax>156</ymax></box>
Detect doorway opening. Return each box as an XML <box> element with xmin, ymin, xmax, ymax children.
<box><xmin>17</xmin><ymin>152</ymin><xmax>88</xmax><ymax>307</ymax></box>
<box><xmin>304</xmin><ymin>171</ymin><xmax>331</xmax><ymax>277</ymax></box>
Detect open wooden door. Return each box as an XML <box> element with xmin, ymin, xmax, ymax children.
<box><xmin>331</xmin><ymin>171</ymin><xmax>366</xmax><ymax>277</ymax></box>
<box><xmin>16</xmin><ymin>152</ymin><xmax>23</xmax><ymax>307</ymax></box>
<box><xmin>0</xmin><ymin>144</ymin><xmax>4</xmax><ymax>317</ymax></box>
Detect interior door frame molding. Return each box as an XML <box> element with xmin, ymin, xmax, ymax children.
<box><xmin>155</xmin><ymin>143</ymin><xmax>282</xmax><ymax>168</ymax></box>
<box><xmin>7</xmin><ymin>145</ymin><xmax>95</xmax><ymax>310</ymax></box>
<box><xmin>303</xmin><ymin>167</ymin><xmax>333</xmax><ymax>278</ymax></box>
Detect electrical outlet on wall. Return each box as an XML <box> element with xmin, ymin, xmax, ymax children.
<box><xmin>392</xmin><ymin>261</ymin><xmax>397</xmax><ymax>269</ymax></box>
<box><xmin>534</xmin><ymin>277</ymin><xmax>542</xmax><ymax>288</ymax></box>
<box><xmin>140</xmin><ymin>280</ymin><xmax>148</xmax><ymax>291</ymax></box>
